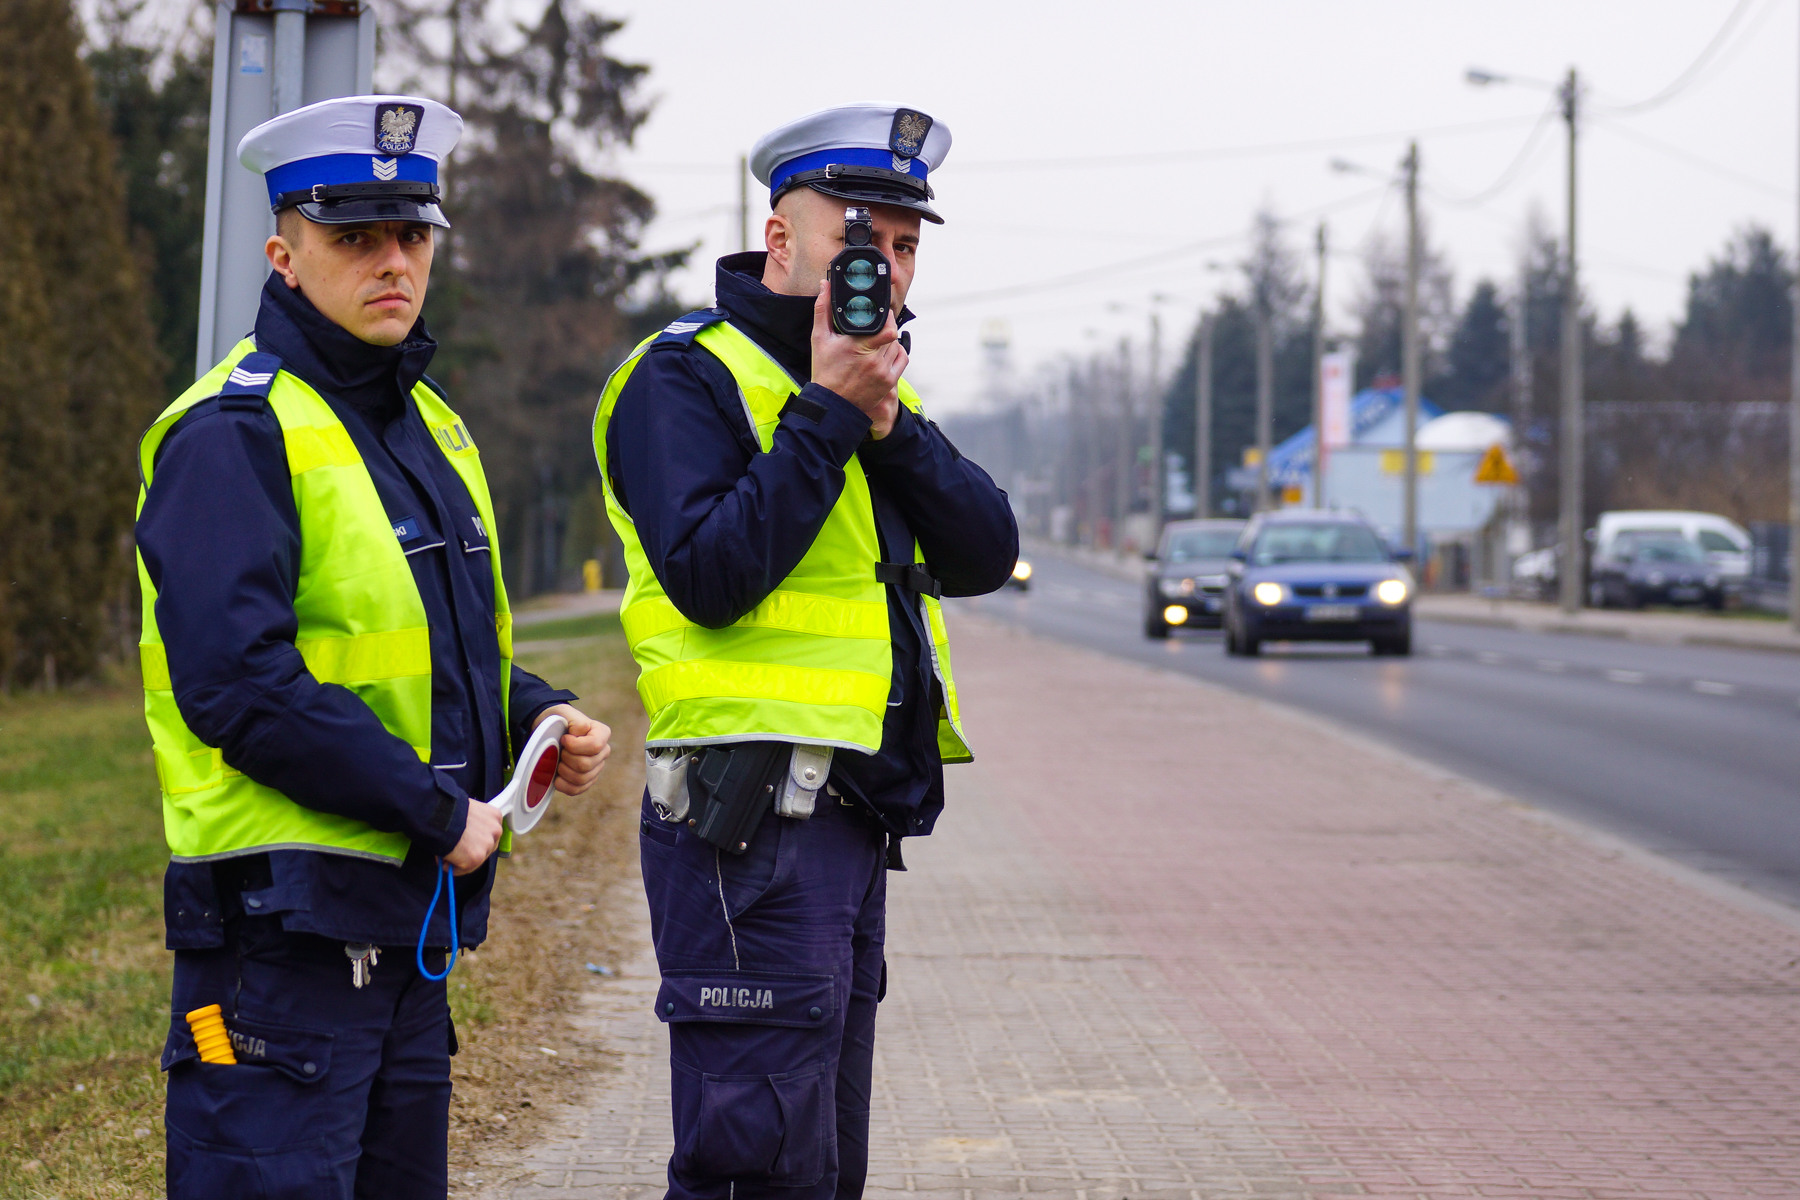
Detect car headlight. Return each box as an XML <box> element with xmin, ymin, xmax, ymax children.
<box><xmin>1011</xmin><ymin>560</ymin><xmax>1032</xmax><ymax>582</ymax></box>
<box><xmin>1252</xmin><ymin>581</ymin><xmax>1284</xmax><ymax>606</ymax></box>
<box><xmin>1162</xmin><ymin>605</ymin><xmax>1188</xmax><ymax>625</ymax></box>
<box><xmin>1374</xmin><ymin>578</ymin><xmax>1409</xmax><ymax>605</ymax></box>
<box><xmin>1158</xmin><ymin>578</ymin><xmax>1183</xmax><ymax>597</ymax></box>
<box><xmin>1647</xmin><ymin>571</ymin><xmax>1665</xmax><ymax>587</ymax></box>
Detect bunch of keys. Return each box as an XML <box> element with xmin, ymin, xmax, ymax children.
<box><xmin>345</xmin><ymin>942</ymin><xmax>380</xmax><ymax>988</ymax></box>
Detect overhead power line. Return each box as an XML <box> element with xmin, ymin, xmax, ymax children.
<box><xmin>926</xmin><ymin>185</ymin><xmax>1387</xmax><ymax>310</ymax></box>
<box><xmin>1592</xmin><ymin>118</ymin><xmax>1795</xmax><ymax>200</ymax></box>
<box><xmin>1596</xmin><ymin>0</ymin><xmax>1771</xmax><ymax>114</ymax></box>
<box><xmin>952</xmin><ymin>113</ymin><xmax>1544</xmax><ymax>173</ymax></box>
<box><xmin>1427</xmin><ymin>97</ymin><xmax>1562</xmax><ymax>208</ymax></box>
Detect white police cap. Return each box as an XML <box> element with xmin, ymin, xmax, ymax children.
<box><xmin>750</xmin><ymin>104</ymin><xmax>952</xmax><ymax>224</ymax></box>
<box><xmin>238</xmin><ymin>95</ymin><xmax>463</xmax><ymax>229</ymax></box>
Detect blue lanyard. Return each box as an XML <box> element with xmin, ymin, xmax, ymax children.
<box><xmin>416</xmin><ymin>859</ymin><xmax>459</xmax><ymax>981</ymax></box>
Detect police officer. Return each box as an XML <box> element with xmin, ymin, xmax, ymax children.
<box><xmin>135</xmin><ymin>94</ymin><xmax>612</xmax><ymax>1199</ymax></box>
<box><xmin>593</xmin><ymin>104</ymin><xmax>1018</xmax><ymax>1196</ymax></box>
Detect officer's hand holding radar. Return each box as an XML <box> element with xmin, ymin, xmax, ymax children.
<box><xmin>594</xmin><ymin>103</ymin><xmax>1018</xmax><ymax>1196</ymax></box>
<box><xmin>136</xmin><ymin>93</ymin><xmax>612</xmax><ymax>1199</ymax></box>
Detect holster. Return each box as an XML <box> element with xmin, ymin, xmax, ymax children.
<box><xmin>689</xmin><ymin>742</ymin><xmax>791</xmax><ymax>855</ymax></box>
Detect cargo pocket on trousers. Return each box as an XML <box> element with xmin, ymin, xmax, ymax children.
<box><xmin>659</xmin><ymin>969</ymin><xmax>835</xmax><ymax>1186</ymax></box>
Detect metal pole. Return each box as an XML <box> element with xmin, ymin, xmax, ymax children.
<box><xmin>1195</xmin><ymin>313</ymin><xmax>1214</xmax><ymax>519</ymax></box>
<box><xmin>1559</xmin><ymin>68</ymin><xmax>1585</xmax><ymax>616</ymax></box>
<box><xmin>271</xmin><ymin>0</ymin><xmax>306</xmax><ymax>116</ymax></box>
<box><xmin>1149</xmin><ymin>310</ymin><xmax>1164</xmax><ymax>533</ymax></box>
<box><xmin>1312</xmin><ymin>222</ymin><xmax>1327</xmax><ymax>508</ymax></box>
<box><xmin>1402</xmin><ymin>141</ymin><xmax>1421</xmax><ymax>557</ymax></box>
<box><xmin>1791</xmin><ymin>9</ymin><xmax>1800</xmax><ymax>628</ymax></box>
<box><xmin>1254</xmin><ymin>298</ymin><xmax>1273</xmax><ymax>512</ymax></box>
<box><xmin>738</xmin><ymin>154</ymin><xmax>750</xmax><ymax>253</ymax></box>
<box><xmin>1115</xmin><ymin>339</ymin><xmax>1134</xmax><ymax>549</ymax></box>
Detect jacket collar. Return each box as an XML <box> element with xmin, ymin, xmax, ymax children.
<box><xmin>712</xmin><ymin>252</ymin><xmax>915</xmax><ymax>385</ymax></box>
<box><xmin>253</xmin><ymin>273</ymin><xmax>438</xmax><ymax>417</ymax></box>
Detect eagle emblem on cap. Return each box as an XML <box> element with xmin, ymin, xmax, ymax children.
<box><xmin>889</xmin><ymin>109</ymin><xmax>932</xmax><ymax>160</ymax></box>
<box><xmin>374</xmin><ymin>103</ymin><xmax>423</xmax><ymax>156</ymax></box>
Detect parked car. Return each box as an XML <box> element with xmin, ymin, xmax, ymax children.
<box><xmin>1223</xmin><ymin>511</ymin><xmax>1414</xmax><ymax>656</ymax></box>
<box><xmin>1589</xmin><ymin>533</ymin><xmax>1725</xmax><ymax>610</ymax></box>
<box><xmin>1594</xmin><ymin>510</ymin><xmax>1751</xmax><ymax>582</ymax></box>
<box><xmin>1143</xmin><ymin>519</ymin><xmax>1247</xmax><ymax>637</ymax></box>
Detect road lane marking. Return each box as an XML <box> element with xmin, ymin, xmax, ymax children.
<box><xmin>1536</xmin><ymin>660</ymin><xmax>1565</xmax><ymax>672</ymax></box>
<box><xmin>1428</xmin><ymin>645</ymin><xmax>1450</xmax><ymax>657</ymax></box>
<box><xmin>1693</xmin><ymin>681</ymin><xmax>1736</xmax><ymax>696</ymax></box>
<box><xmin>1606</xmin><ymin>669</ymin><xmax>1647</xmax><ymax>684</ymax></box>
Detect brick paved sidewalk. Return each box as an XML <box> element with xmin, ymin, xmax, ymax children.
<box><xmin>490</xmin><ymin>612</ymin><xmax>1800</xmax><ymax>1199</ymax></box>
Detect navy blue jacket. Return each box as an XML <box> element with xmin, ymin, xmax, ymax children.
<box><xmin>606</xmin><ymin>253</ymin><xmax>1018</xmax><ymax>839</ymax></box>
<box><xmin>138</xmin><ymin>276</ymin><xmax>574</xmax><ymax>951</ymax></box>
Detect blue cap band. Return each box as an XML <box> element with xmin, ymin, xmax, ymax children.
<box><xmin>264</xmin><ymin>153</ymin><xmax>439</xmax><ymax>208</ymax></box>
<box><xmin>768</xmin><ymin>146</ymin><xmax>928</xmax><ymax>201</ymax></box>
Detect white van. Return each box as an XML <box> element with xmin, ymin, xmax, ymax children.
<box><xmin>1593</xmin><ymin>511</ymin><xmax>1752</xmax><ymax>579</ymax></box>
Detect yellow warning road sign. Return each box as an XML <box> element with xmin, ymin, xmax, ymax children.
<box><xmin>1474</xmin><ymin>443</ymin><xmax>1519</xmax><ymax>485</ymax></box>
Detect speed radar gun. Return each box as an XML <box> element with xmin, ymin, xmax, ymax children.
<box><xmin>416</xmin><ymin>713</ymin><xmax>568</xmax><ymax>980</ymax></box>
<box><xmin>828</xmin><ymin>207</ymin><xmax>891</xmax><ymax>335</ymax></box>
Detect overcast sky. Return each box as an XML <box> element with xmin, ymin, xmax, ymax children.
<box><xmin>587</xmin><ymin>0</ymin><xmax>1798</xmax><ymax>412</ymax></box>
<box><xmin>112</xmin><ymin>0</ymin><xmax>1800</xmax><ymax>412</ymax></box>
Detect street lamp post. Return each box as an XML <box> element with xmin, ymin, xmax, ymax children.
<box><xmin>1470</xmin><ymin>65</ymin><xmax>1584</xmax><ymax>614</ymax></box>
<box><xmin>1312</xmin><ymin>223</ymin><xmax>1327</xmax><ymax>509</ymax></box>
<box><xmin>1195</xmin><ymin>312</ymin><xmax>1214</xmax><ymax>519</ymax></box>
<box><xmin>1401</xmin><ymin>142</ymin><xmax>1421</xmax><ymax>558</ymax></box>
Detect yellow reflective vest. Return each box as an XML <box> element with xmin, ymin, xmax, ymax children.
<box><xmin>592</xmin><ymin>319</ymin><xmax>970</xmax><ymax>763</ymax></box>
<box><xmin>137</xmin><ymin>339</ymin><xmax>513</xmax><ymax>863</ymax></box>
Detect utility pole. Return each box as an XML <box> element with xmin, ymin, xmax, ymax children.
<box><xmin>1401</xmin><ymin>141</ymin><xmax>1421</xmax><ymax>558</ymax></box>
<box><xmin>1791</xmin><ymin>10</ymin><xmax>1800</xmax><ymax>629</ymax></box>
<box><xmin>1558</xmin><ymin>68</ymin><xmax>1584</xmax><ymax>616</ymax></box>
<box><xmin>1115</xmin><ymin>339</ymin><xmax>1134</xmax><ymax>550</ymax></box>
<box><xmin>738</xmin><ymin>154</ymin><xmax>750</xmax><ymax>253</ymax></box>
<box><xmin>1195</xmin><ymin>313</ymin><xmax>1214</xmax><ymax>519</ymax></box>
<box><xmin>1148</xmin><ymin>309</ymin><xmax>1164</xmax><ymax>534</ymax></box>
<box><xmin>1312</xmin><ymin>222</ymin><xmax>1327</xmax><ymax>509</ymax></box>
<box><xmin>1254</xmin><ymin>293</ymin><xmax>1273</xmax><ymax>512</ymax></box>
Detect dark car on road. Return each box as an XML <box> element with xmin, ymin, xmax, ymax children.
<box><xmin>1143</xmin><ymin>518</ymin><xmax>1247</xmax><ymax>637</ymax></box>
<box><xmin>1223</xmin><ymin>511</ymin><xmax>1415</xmax><ymax>656</ymax></box>
<box><xmin>1588</xmin><ymin>533</ymin><xmax>1725</xmax><ymax>610</ymax></box>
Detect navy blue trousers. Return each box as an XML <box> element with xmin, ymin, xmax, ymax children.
<box><xmin>163</xmin><ymin>916</ymin><xmax>454</xmax><ymax>1200</ymax></box>
<box><xmin>640</xmin><ymin>793</ymin><xmax>888</xmax><ymax>1198</ymax></box>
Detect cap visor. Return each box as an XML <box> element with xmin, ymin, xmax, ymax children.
<box><xmin>803</xmin><ymin>181</ymin><xmax>942</xmax><ymax>224</ymax></box>
<box><xmin>295</xmin><ymin>197</ymin><xmax>450</xmax><ymax>229</ymax></box>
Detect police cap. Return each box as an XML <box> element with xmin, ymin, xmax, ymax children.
<box><xmin>751</xmin><ymin>104</ymin><xmax>952</xmax><ymax>225</ymax></box>
<box><xmin>238</xmin><ymin>95</ymin><xmax>463</xmax><ymax>229</ymax></box>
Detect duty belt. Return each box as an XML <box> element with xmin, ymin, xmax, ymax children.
<box><xmin>874</xmin><ymin>561</ymin><xmax>942</xmax><ymax>599</ymax></box>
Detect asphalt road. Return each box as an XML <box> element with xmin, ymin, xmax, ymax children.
<box><xmin>957</xmin><ymin>553</ymin><xmax>1800</xmax><ymax>908</ymax></box>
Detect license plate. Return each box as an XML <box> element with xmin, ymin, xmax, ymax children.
<box><xmin>1305</xmin><ymin>604</ymin><xmax>1360</xmax><ymax>622</ymax></box>
<box><xmin>1669</xmin><ymin>586</ymin><xmax>1701</xmax><ymax>601</ymax></box>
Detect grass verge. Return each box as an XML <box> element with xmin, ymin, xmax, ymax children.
<box><xmin>0</xmin><ymin>624</ymin><xmax>644</xmax><ymax>1199</ymax></box>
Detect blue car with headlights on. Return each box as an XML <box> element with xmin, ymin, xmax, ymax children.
<box><xmin>1223</xmin><ymin>511</ymin><xmax>1414</xmax><ymax>657</ymax></box>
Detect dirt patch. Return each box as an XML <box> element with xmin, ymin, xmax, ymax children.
<box><xmin>445</xmin><ymin>631</ymin><xmax>646</xmax><ymax>1191</ymax></box>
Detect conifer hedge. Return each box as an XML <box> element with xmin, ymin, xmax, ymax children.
<box><xmin>0</xmin><ymin>0</ymin><xmax>160</xmax><ymax>689</ymax></box>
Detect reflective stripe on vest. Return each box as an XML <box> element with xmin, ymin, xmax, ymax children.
<box><xmin>591</xmin><ymin>321</ymin><xmax>971</xmax><ymax>762</ymax></box>
<box><xmin>136</xmin><ymin>338</ymin><xmax>513</xmax><ymax>863</ymax></box>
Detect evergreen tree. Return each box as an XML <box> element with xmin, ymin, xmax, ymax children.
<box><xmin>86</xmin><ymin>5</ymin><xmax>212</xmax><ymax>401</ymax></box>
<box><xmin>384</xmin><ymin>0</ymin><xmax>685</xmax><ymax>593</ymax></box>
<box><xmin>0</xmin><ymin>0</ymin><xmax>162</xmax><ymax>687</ymax></box>
<box><xmin>1434</xmin><ymin>279</ymin><xmax>1510</xmax><ymax>411</ymax></box>
<box><xmin>1669</xmin><ymin>224</ymin><xmax>1792</xmax><ymax>391</ymax></box>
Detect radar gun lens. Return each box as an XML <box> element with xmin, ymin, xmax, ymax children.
<box><xmin>843</xmin><ymin>258</ymin><xmax>878</xmax><ymax>292</ymax></box>
<box><xmin>843</xmin><ymin>295</ymin><xmax>879</xmax><ymax>329</ymax></box>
